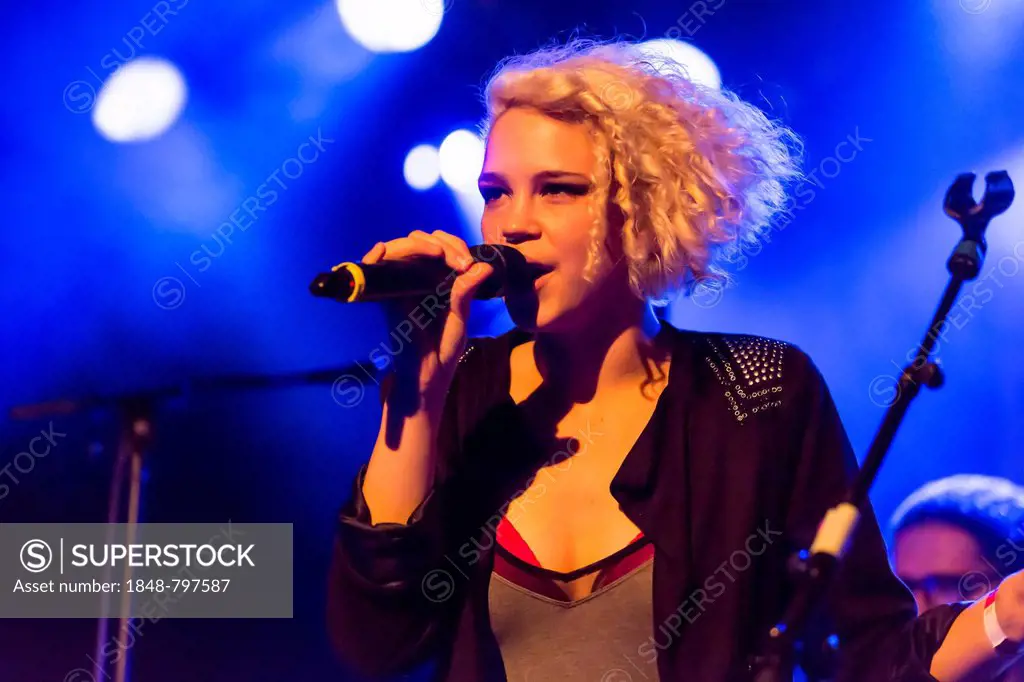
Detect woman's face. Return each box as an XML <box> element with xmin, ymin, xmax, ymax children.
<box><xmin>480</xmin><ymin>107</ymin><xmax>628</xmax><ymax>332</ymax></box>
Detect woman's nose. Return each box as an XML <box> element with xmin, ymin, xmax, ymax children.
<box><xmin>499</xmin><ymin>204</ymin><xmax>540</xmax><ymax>244</ymax></box>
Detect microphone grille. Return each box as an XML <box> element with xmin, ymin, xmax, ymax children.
<box><xmin>468</xmin><ymin>244</ymin><xmax>527</xmax><ymax>299</ymax></box>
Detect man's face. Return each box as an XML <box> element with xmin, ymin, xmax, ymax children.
<box><xmin>893</xmin><ymin>520</ymin><xmax>996</xmax><ymax>613</ymax></box>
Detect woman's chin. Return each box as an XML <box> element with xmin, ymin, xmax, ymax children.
<box><xmin>505</xmin><ymin>296</ymin><xmax>538</xmax><ymax>330</ymax></box>
<box><xmin>506</xmin><ymin>296</ymin><xmax>572</xmax><ymax>334</ymax></box>
<box><xmin>506</xmin><ymin>293</ymin><xmax>550</xmax><ymax>331</ymax></box>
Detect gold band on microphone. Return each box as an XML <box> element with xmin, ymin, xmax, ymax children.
<box><xmin>331</xmin><ymin>261</ymin><xmax>366</xmax><ymax>302</ymax></box>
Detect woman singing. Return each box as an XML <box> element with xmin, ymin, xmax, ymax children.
<box><xmin>327</xmin><ymin>40</ymin><xmax>1024</xmax><ymax>681</ymax></box>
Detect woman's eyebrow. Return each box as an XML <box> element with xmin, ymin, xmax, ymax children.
<box><xmin>478</xmin><ymin>170</ymin><xmax>593</xmax><ymax>187</ymax></box>
<box><xmin>478</xmin><ymin>171</ymin><xmax>506</xmax><ymax>185</ymax></box>
<box><xmin>477</xmin><ymin>171</ymin><xmax>593</xmax><ymax>189</ymax></box>
<box><xmin>534</xmin><ymin>170</ymin><xmax>591</xmax><ymax>183</ymax></box>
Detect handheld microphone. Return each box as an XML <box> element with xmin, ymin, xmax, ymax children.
<box><xmin>308</xmin><ymin>243</ymin><xmax>526</xmax><ymax>303</ymax></box>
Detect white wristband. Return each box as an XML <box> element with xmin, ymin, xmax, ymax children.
<box><xmin>984</xmin><ymin>590</ymin><xmax>1023</xmax><ymax>657</ymax></box>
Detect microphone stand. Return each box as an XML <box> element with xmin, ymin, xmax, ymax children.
<box><xmin>8</xmin><ymin>361</ymin><xmax>381</xmax><ymax>682</ymax></box>
<box><xmin>748</xmin><ymin>171</ymin><xmax>1016</xmax><ymax>682</ymax></box>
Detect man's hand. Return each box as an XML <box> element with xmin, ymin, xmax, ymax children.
<box><xmin>995</xmin><ymin>569</ymin><xmax>1024</xmax><ymax>643</ymax></box>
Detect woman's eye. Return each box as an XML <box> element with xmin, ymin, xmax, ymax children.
<box><xmin>480</xmin><ymin>186</ymin><xmax>507</xmax><ymax>203</ymax></box>
<box><xmin>542</xmin><ymin>183</ymin><xmax>590</xmax><ymax>198</ymax></box>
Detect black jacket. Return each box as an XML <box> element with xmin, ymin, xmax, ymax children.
<box><xmin>327</xmin><ymin>324</ymin><xmax>967</xmax><ymax>681</ymax></box>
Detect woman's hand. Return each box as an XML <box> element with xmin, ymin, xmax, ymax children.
<box><xmin>361</xmin><ymin>229</ymin><xmax>494</xmax><ymax>410</ymax></box>
<box><xmin>357</xmin><ymin>230</ymin><xmax>495</xmax><ymax>523</ymax></box>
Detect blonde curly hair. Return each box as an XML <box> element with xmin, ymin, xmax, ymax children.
<box><xmin>480</xmin><ymin>38</ymin><xmax>802</xmax><ymax>303</ymax></box>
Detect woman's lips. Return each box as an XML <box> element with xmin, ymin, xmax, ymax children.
<box><xmin>532</xmin><ymin>270</ymin><xmax>553</xmax><ymax>290</ymax></box>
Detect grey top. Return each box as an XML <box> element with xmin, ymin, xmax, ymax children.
<box><xmin>488</xmin><ymin>558</ymin><xmax>660</xmax><ymax>682</ymax></box>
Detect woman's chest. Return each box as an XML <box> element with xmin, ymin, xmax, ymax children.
<box><xmin>500</xmin><ymin>408</ymin><xmax>654</xmax><ymax>578</ymax></box>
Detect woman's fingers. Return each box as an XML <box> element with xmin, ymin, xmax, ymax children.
<box><xmin>407</xmin><ymin>230</ymin><xmax>473</xmax><ymax>274</ymax></box>
<box><xmin>387</xmin><ymin>233</ymin><xmax>445</xmax><ymax>261</ymax></box>
<box><xmin>449</xmin><ymin>262</ymin><xmax>494</xmax><ymax>322</ymax></box>
<box><xmin>369</xmin><ymin>232</ymin><xmax>445</xmax><ymax>264</ymax></box>
<box><xmin>430</xmin><ymin>230</ymin><xmax>474</xmax><ymax>273</ymax></box>
<box><xmin>363</xmin><ymin>230</ymin><xmax>476</xmax><ymax>275</ymax></box>
<box><xmin>361</xmin><ymin>241</ymin><xmax>386</xmax><ymax>264</ymax></box>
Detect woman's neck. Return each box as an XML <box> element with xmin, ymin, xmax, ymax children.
<box><xmin>530</xmin><ymin>303</ymin><xmax>668</xmax><ymax>401</ymax></box>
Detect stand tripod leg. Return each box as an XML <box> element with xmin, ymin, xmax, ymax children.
<box><xmin>114</xmin><ymin>427</ymin><xmax>145</xmax><ymax>682</ymax></box>
<box><xmin>93</xmin><ymin>422</ymin><xmax>130</xmax><ymax>682</ymax></box>
<box><xmin>93</xmin><ymin>413</ymin><xmax>149</xmax><ymax>682</ymax></box>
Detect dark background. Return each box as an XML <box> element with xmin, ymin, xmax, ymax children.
<box><xmin>2</xmin><ymin>0</ymin><xmax>1022</xmax><ymax>680</ymax></box>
